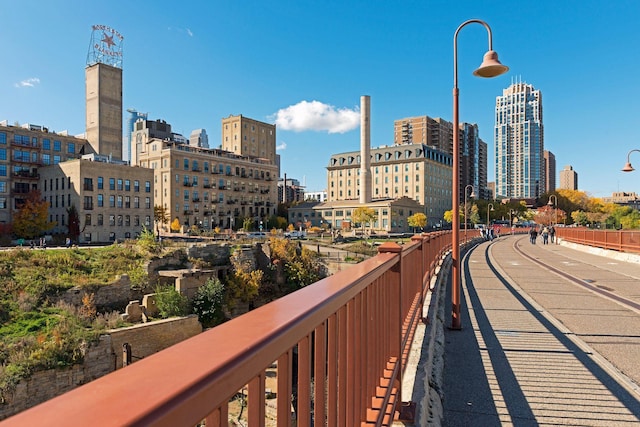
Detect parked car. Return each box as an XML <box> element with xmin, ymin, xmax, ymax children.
<box><xmin>284</xmin><ymin>230</ymin><xmax>306</xmax><ymax>239</ymax></box>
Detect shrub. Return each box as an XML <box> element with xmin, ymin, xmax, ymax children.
<box><xmin>192</xmin><ymin>278</ymin><xmax>226</xmax><ymax>328</ymax></box>
<box><xmin>154</xmin><ymin>285</ymin><xmax>190</xmax><ymax>318</ymax></box>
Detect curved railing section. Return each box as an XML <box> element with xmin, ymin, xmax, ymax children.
<box><xmin>556</xmin><ymin>227</ymin><xmax>640</xmax><ymax>254</ymax></box>
<box><xmin>2</xmin><ymin>232</ymin><xmax>453</xmax><ymax>427</ymax></box>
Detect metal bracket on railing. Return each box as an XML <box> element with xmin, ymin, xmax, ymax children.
<box><xmin>397</xmin><ymin>401</ymin><xmax>416</xmax><ymax>423</ymax></box>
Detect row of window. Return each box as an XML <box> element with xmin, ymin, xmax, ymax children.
<box><xmin>83</xmin><ymin>214</ymin><xmax>151</xmax><ymax>228</ymax></box>
<box><xmin>81</xmin><ymin>177</ymin><xmax>151</xmax><ymax>193</ymax></box>
<box><xmin>0</xmin><ymin>132</ymin><xmax>77</xmax><ymax>153</ymax></box>
<box><xmin>82</xmin><ymin>195</ymin><xmax>152</xmax><ymax>210</ymax></box>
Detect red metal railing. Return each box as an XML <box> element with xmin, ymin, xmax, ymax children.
<box><xmin>556</xmin><ymin>227</ymin><xmax>640</xmax><ymax>254</ymax></box>
<box><xmin>1</xmin><ymin>232</ymin><xmax>453</xmax><ymax>427</ymax></box>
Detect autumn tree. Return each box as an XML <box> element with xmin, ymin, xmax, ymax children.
<box><xmin>13</xmin><ymin>190</ymin><xmax>55</xmax><ymax>239</ymax></box>
<box><xmin>352</xmin><ymin>207</ymin><xmax>377</xmax><ymax>236</ymax></box>
<box><xmin>170</xmin><ymin>217</ymin><xmax>181</xmax><ymax>233</ymax></box>
<box><xmin>407</xmin><ymin>212</ymin><xmax>427</xmax><ymax>232</ymax></box>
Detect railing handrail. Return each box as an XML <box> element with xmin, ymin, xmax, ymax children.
<box><xmin>2</xmin><ymin>232</ymin><xmax>453</xmax><ymax>426</ymax></box>
<box><xmin>556</xmin><ymin>227</ymin><xmax>640</xmax><ymax>254</ymax></box>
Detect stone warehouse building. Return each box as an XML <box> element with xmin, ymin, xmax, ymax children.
<box><xmin>39</xmin><ymin>154</ymin><xmax>154</xmax><ymax>243</ymax></box>
<box><xmin>132</xmin><ymin>116</ymin><xmax>278</xmax><ymax>231</ymax></box>
<box><xmin>0</xmin><ymin>121</ymin><xmax>86</xmax><ymax>226</ymax></box>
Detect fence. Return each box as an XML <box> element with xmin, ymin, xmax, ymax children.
<box><xmin>556</xmin><ymin>227</ymin><xmax>640</xmax><ymax>254</ymax></box>
<box><xmin>2</xmin><ymin>232</ymin><xmax>454</xmax><ymax>426</ymax></box>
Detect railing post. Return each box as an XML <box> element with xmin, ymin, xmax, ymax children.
<box><xmin>377</xmin><ymin>242</ymin><xmax>404</xmax><ymax>411</ymax></box>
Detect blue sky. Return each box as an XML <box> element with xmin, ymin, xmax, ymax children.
<box><xmin>2</xmin><ymin>0</ymin><xmax>639</xmax><ymax>197</ymax></box>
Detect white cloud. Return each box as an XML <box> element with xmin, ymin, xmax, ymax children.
<box><xmin>276</xmin><ymin>142</ymin><xmax>287</xmax><ymax>151</ymax></box>
<box><xmin>186</xmin><ymin>28</ymin><xmax>194</xmax><ymax>37</ymax></box>
<box><xmin>271</xmin><ymin>100</ymin><xmax>360</xmax><ymax>134</ymax></box>
<box><xmin>15</xmin><ymin>77</ymin><xmax>40</xmax><ymax>88</ymax></box>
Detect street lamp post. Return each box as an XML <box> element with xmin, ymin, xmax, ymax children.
<box><xmin>450</xmin><ymin>19</ymin><xmax>508</xmax><ymax>330</ymax></box>
<box><xmin>464</xmin><ymin>185</ymin><xmax>475</xmax><ymax>241</ymax></box>
<box><xmin>548</xmin><ymin>194</ymin><xmax>558</xmax><ymax>244</ymax></box>
<box><xmin>622</xmin><ymin>149</ymin><xmax>640</xmax><ymax>172</ymax></box>
<box><xmin>486</xmin><ymin>203</ymin><xmax>494</xmax><ymax>228</ymax></box>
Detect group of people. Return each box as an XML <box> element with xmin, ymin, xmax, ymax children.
<box><xmin>481</xmin><ymin>226</ymin><xmax>500</xmax><ymax>241</ymax></box>
<box><xmin>529</xmin><ymin>225</ymin><xmax>555</xmax><ymax>245</ymax></box>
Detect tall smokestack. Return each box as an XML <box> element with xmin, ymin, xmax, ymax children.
<box><xmin>360</xmin><ymin>95</ymin><xmax>372</xmax><ymax>204</ymax></box>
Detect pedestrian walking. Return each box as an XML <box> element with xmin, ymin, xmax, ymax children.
<box><xmin>541</xmin><ymin>226</ymin><xmax>549</xmax><ymax>244</ymax></box>
<box><xmin>549</xmin><ymin>225</ymin><xmax>556</xmax><ymax>243</ymax></box>
<box><xmin>529</xmin><ymin>226</ymin><xmax>538</xmax><ymax>244</ymax></box>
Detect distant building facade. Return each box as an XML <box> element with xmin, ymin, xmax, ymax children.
<box><xmin>288</xmin><ymin>197</ymin><xmax>423</xmax><ymax>233</ymax></box>
<box><xmin>0</xmin><ymin>122</ymin><xmax>86</xmax><ymax>226</ymax></box>
<box><xmin>40</xmin><ymin>155</ymin><xmax>154</xmax><ymax>243</ymax></box>
<box><xmin>85</xmin><ymin>63</ymin><xmax>123</xmax><ymax>159</ymax></box>
<box><xmin>544</xmin><ymin>150</ymin><xmax>556</xmax><ymax>193</ymax></box>
<box><xmin>495</xmin><ymin>82</ymin><xmax>544</xmax><ymax>198</ymax></box>
<box><xmin>133</xmin><ymin>118</ymin><xmax>278</xmax><ymax>231</ymax></box>
<box><xmin>221</xmin><ymin>115</ymin><xmax>277</xmax><ymax>165</ymax></box>
<box><xmin>394</xmin><ymin>116</ymin><xmax>489</xmax><ymax>200</ymax></box>
<box><xmin>124</xmin><ymin>109</ymin><xmax>148</xmax><ymax>162</ymax></box>
<box><xmin>559</xmin><ymin>165</ymin><xmax>578</xmax><ymax>190</ymax></box>
<box><xmin>305</xmin><ymin>190</ymin><xmax>328</xmax><ymax>203</ymax></box>
<box><xmin>327</xmin><ymin>143</ymin><xmax>452</xmax><ymax>226</ymax></box>
<box><xmin>278</xmin><ymin>177</ymin><xmax>305</xmax><ymax>204</ymax></box>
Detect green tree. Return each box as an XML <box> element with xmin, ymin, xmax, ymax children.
<box><xmin>192</xmin><ymin>278</ymin><xmax>226</xmax><ymax>328</ymax></box>
<box><xmin>154</xmin><ymin>285</ymin><xmax>190</xmax><ymax>318</ymax></box>
<box><xmin>13</xmin><ymin>190</ymin><xmax>55</xmax><ymax>239</ymax></box>
<box><xmin>154</xmin><ymin>205</ymin><xmax>170</xmax><ymax>235</ymax></box>
<box><xmin>407</xmin><ymin>212</ymin><xmax>427</xmax><ymax>232</ymax></box>
<box><xmin>66</xmin><ymin>204</ymin><xmax>81</xmax><ymax>243</ymax></box>
<box><xmin>352</xmin><ymin>207</ymin><xmax>377</xmax><ymax>236</ymax></box>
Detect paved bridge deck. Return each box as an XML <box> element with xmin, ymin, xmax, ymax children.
<box><xmin>442</xmin><ymin>235</ymin><xmax>640</xmax><ymax>426</ymax></box>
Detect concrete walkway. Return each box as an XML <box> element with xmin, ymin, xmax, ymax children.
<box><xmin>441</xmin><ymin>235</ymin><xmax>640</xmax><ymax>426</ymax></box>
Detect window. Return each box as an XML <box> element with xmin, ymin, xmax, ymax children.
<box><xmin>117</xmin><ymin>195</ymin><xmax>123</xmax><ymax>208</ymax></box>
<box><xmin>145</xmin><ymin>181</ymin><xmax>151</xmax><ymax>193</ymax></box>
<box><xmin>97</xmin><ymin>214</ymin><xmax>103</xmax><ymax>226</ymax></box>
<box><xmin>134</xmin><ymin>180</ymin><xmax>140</xmax><ymax>192</ymax></box>
<box><xmin>68</xmin><ymin>142</ymin><xmax>75</xmax><ymax>154</ymax></box>
<box><xmin>125</xmin><ymin>196</ymin><xmax>130</xmax><ymax>208</ymax></box>
<box><xmin>109</xmin><ymin>195</ymin><xmax>115</xmax><ymax>207</ymax></box>
<box><xmin>125</xmin><ymin>180</ymin><xmax>130</xmax><ymax>191</ymax></box>
<box><xmin>84</xmin><ymin>178</ymin><xmax>93</xmax><ymax>191</ymax></box>
<box><xmin>184</xmin><ymin>159</ymin><xmax>189</xmax><ymax>170</ymax></box>
<box><xmin>134</xmin><ymin>196</ymin><xmax>140</xmax><ymax>209</ymax></box>
<box><xmin>97</xmin><ymin>194</ymin><xmax>104</xmax><ymax>207</ymax></box>
<box><xmin>0</xmin><ymin>149</ymin><xmax>5</xmax><ymax>161</ymax></box>
<box><xmin>53</xmin><ymin>140</ymin><xmax>61</xmax><ymax>151</ymax></box>
<box><xmin>117</xmin><ymin>179</ymin><xmax>123</xmax><ymax>191</ymax></box>
<box><xmin>109</xmin><ymin>178</ymin><xmax>115</xmax><ymax>190</ymax></box>
<box><xmin>0</xmin><ymin>197</ymin><xmax>6</xmax><ymax>209</ymax></box>
<box><xmin>109</xmin><ymin>215</ymin><xmax>116</xmax><ymax>226</ymax></box>
<box><xmin>0</xmin><ymin>182</ymin><xmax>5</xmax><ymax>193</ymax></box>
<box><xmin>42</xmin><ymin>138</ymin><xmax>50</xmax><ymax>149</ymax></box>
<box><xmin>0</xmin><ymin>133</ymin><xmax>5</xmax><ymax>144</ymax></box>
<box><xmin>53</xmin><ymin>155</ymin><xmax>61</xmax><ymax>164</ymax></box>
<box><xmin>84</xmin><ymin>196</ymin><xmax>93</xmax><ymax>210</ymax></box>
<box><xmin>145</xmin><ymin>197</ymin><xmax>151</xmax><ymax>209</ymax></box>
<box><xmin>85</xmin><ymin>214</ymin><xmax>92</xmax><ymax>225</ymax></box>
<box><xmin>0</xmin><ymin>165</ymin><xmax>5</xmax><ymax>177</ymax></box>
<box><xmin>98</xmin><ymin>176</ymin><xmax>104</xmax><ymax>189</ymax></box>
<box><xmin>42</xmin><ymin>153</ymin><xmax>50</xmax><ymax>165</ymax></box>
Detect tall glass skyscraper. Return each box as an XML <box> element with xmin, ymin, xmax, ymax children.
<box><xmin>124</xmin><ymin>109</ymin><xmax>148</xmax><ymax>162</ymax></box>
<box><xmin>494</xmin><ymin>82</ymin><xmax>544</xmax><ymax>199</ymax></box>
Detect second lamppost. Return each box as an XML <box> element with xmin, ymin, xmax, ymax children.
<box><xmin>464</xmin><ymin>184</ymin><xmax>475</xmax><ymax>241</ymax></box>
<box><xmin>622</xmin><ymin>149</ymin><xmax>640</xmax><ymax>172</ymax></box>
<box><xmin>450</xmin><ymin>19</ymin><xmax>508</xmax><ymax>330</ymax></box>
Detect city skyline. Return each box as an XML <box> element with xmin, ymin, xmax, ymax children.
<box><xmin>1</xmin><ymin>1</ymin><xmax>639</xmax><ymax>197</ymax></box>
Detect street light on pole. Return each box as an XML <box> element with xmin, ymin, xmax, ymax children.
<box><xmin>486</xmin><ymin>203</ymin><xmax>495</xmax><ymax>228</ymax></box>
<box><xmin>450</xmin><ymin>19</ymin><xmax>508</xmax><ymax>330</ymax></box>
<box><xmin>622</xmin><ymin>149</ymin><xmax>640</xmax><ymax>172</ymax></box>
<box><xmin>464</xmin><ymin>184</ymin><xmax>475</xmax><ymax>241</ymax></box>
<box><xmin>548</xmin><ymin>194</ymin><xmax>558</xmax><ymax>244</ymax></box>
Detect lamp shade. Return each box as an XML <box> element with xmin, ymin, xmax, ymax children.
<box><xmin>622</xmin><ymin>162</ymin><xmax>635</xmax><ymax>172</ymax></box>
<box><xmin>473</xmin><ymin>50</ymin><xmax>509</xmax><ymax>78</ymax></box>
